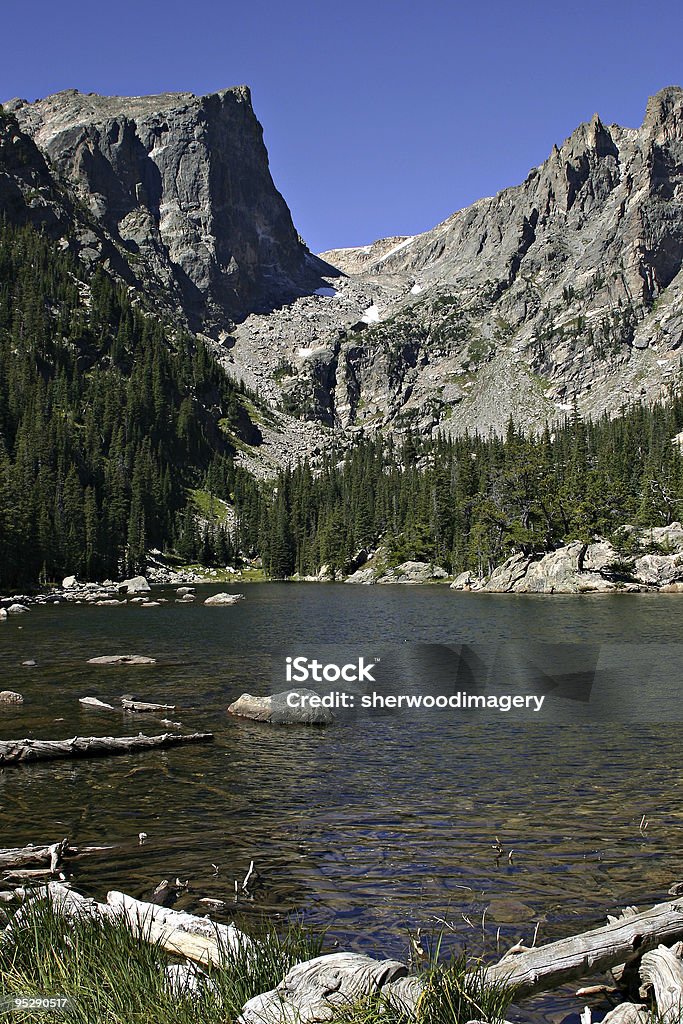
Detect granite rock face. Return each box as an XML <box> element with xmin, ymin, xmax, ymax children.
<box><xmin>228</xmin><ymin>86</ymin><xmax>683</xmax><ymax>445</ymax></box>
<box><xmin>449</xmin><ymin>527</ymin><xmax>683</xmax><ymax>593</ymax></box>
<box><xmin>5</xmin><ymin>88</ymin><xmax>332</xmax><ymax>331</ymax></box>
<box><xmin>3</xmin><ymin>85</ymin><xmax>683</xmax><ymax>461</ymax></box>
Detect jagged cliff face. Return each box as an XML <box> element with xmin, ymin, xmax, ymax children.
<box><xmin>1</xmin><ymin>85</ymin><xmax>682</xmax><ymax>463</ymax></box>
<box><xmin>5</xmin><ymin>87</ymin><xmax>329</xmax><ymax>331</ymax></box>
<box><xmin>227</xmin><ymin>86</ymin><xmax>683</xmax><ymax>440</ymax></box>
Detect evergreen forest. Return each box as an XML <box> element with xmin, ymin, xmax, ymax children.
<box><xmin>2</xmin><ymin>219</ymin><xmax>683</xmax><ymax>591</ymax></box>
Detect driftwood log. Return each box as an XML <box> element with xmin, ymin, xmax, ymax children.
<box><xmin>639</xmin><ymin>944</ymin><xmax>683</xmax><ymax>1022</ymax></box>
<box><xmin>0</xmin><ymin>839</ymin><xmax>69</xmax><ymax>871</ymax></box>
<box><xmin>121</xmin><ymin>698</ymin><xmax>176</xmax><ymax>714</ymax></box>
<box><xmin>17</xmin><ymin>884</ymin><xmax>249</xmax><ymax>967</ymax></box>
<box><xmin>240</xmin><ymin>953</ymin><xmax>407</xmax><ymax>1024</ymax></box>
<box><xmin>0</xmin><ymin>732</ymin><xmax>212</xmax><ymax>766</ymax></box>
<box><xmin>481</xmin><ymin>895</ymin><xmax>683</xmax><ymax>998</ymax></box>
<box><xmin>601</xmin><ymin>1005</ymin><xmax>649</xmax><ymax>1023</ymax></box>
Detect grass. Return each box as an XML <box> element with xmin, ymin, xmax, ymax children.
<box><xmin>326</xmin><ymin>950</ymin><xmax>516</xmax><ymax>1024</ymax></box>
<box><xmin>189</xmin><ymin>488</ymin><xmax>233</xmax><ymax>526</ymax></box>
<box><xmin>0</xmin><ymin>896</ymin><xmax>323</xmax><ymax>1024</ymax></box>
<box><xmin>0</xmin><ymin>895</ymin><xmax>521</xmax><ymax>1024</ymax></box>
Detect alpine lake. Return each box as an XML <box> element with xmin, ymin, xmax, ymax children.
<box><xmin>1</xmin><ymin>582</ymin><xmax>683</xmax><ymax>1023</ymax></box>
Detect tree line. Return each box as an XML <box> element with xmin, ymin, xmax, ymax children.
<box><xmin>245</xmin><ymin>398</ymin><xmax>683</xmax><ymax>578</ymax></box>
<box><xmin>2</xmin><ymin>218</ymin><xmax>683</xmax><ymax>591</ymax></box>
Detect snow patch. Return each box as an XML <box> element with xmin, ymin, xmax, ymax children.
<box><xmin>410</xmin><ymin>283</ymin><xmax>423</xmax><ymax>295</ymax></box>
<box><xmin>555</xmin><ymin>403</ymin><xmax>574</xmax><ymax>411</ymax></box>
<box><xmin>376</xmin><ymin>236</ymin><xmax>415</xmax><ymax>262</ymax></box>
<box><xmin>361</xmin><ymin>304</ymin><xmax>381</xmax><ymax>325</ymax></box>
<box><xmin>297</xmin><ymin>345</ymin><xmax>330</xmax><ymax>361</ymax></box>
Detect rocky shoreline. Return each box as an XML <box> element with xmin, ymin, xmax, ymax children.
<box><xmin>3</xmin><ymin>523</ymin><xmax>683</xmax><ymax>611</ymax></box>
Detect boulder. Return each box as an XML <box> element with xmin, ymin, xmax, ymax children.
<box><xmin>450</xmin><ymin>571</ymin><xmax>476</xmax><ymax>591</ymax></box>
<box><xmin>344</xmin><ymin>566</ymin><xmax>377</xmax><ymax>585</ymax></box>
<box><xmin>62</xmin><ymin>575</ymin><xmax>78</xmax><ymax>589</ymax></box>
<box><xmin>204</xmin><ymin>593</ymin><xmax>244</xmax><ymax>606</ymax></box>
<box><xmin>7</xmin><ymin>603</ymin><xmax>30</xmax><ymax>614</ymax></box>
<box><xmin>87</xmin><ymin>655</ymin><xmax>157</xmax><ymax>666</ymax></box>
<box><xmin>634</xmin><ymin>553</ymin><xmax>683</xmax><ymax>586</ymax></box>
<box><xmin>377</xmin><ymin>561</ymin><xmax>449</xmax><ymax>585</ymax></box>
<box><xmin>228</xmin><ymin>689</ymin><xmax>334</xmax><ymax>725</ymax></box>
<box><xmin>0</xmin><ymin>691</ymin><xmax>24</xmax><ymax>704</ymax></box>
<box><xmin>119</xmin><ymin>576</ymin><xmax>151</xmax><ymax>594</ymax></box>
<box><xmin>176</xmin><ymin>587</ymin><xmax>195</xmax><ymax>595</ymax></box>
<box><xmin>0</xmin><ymin>608</ymin><xmax>7</xmax><ymax>621</ymax></box>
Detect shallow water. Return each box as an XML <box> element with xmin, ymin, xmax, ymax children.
<box><xmin>1</xmin><ymin>584</ymin><xmax>683</xmax><ymax>1022</ymax></box>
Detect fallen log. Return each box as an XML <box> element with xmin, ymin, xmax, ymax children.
<box><xmin>16</xmin><ymin>883</ymin><xmax>249</xmax><ymax>967</ymax></box>
<box><xmin>240</xmin><ymin>953</ymin><xmax>407</xmax><ymax>1024</ymax></box>
<box><xmin>383</xmin><ymin>897</ymin><xmax>683</xmax><ymax>1014</ymax></box>
<box><xmin>106</xmin><ymin>890</ymin><xmax>248</xmax><ymax>964</ymax></box>
<box><xmin>482</xmin><ymin>896</ymin><xmax>683</xmax><ymax>999</ymax></box>
<box><xmin>79</xmin><ymin>697</ymin><xmax>116</xmax><ymax>710</ymax></box>
<box><xmin>121</xmin><ymin>698</ymin><xmax>176</xmax><ymax>714</ymax></box>
<box><xmin>1</xmin><ymin>869</ymin><xmax>55</xmax><ymax>884</ymax></box>
<box><xmin>0</xmin><ymin>839</ymin><xmax>68</xmax><ymax>871</ymax></box>
<box><xmin>0</xmin><ymin>732</ymin><xmax>213</xmax><ymax>766</ymax></box>
<box><xmin>601</xmin><ymin>1005</ymin><xmax>649</xmax><ymax>1023</ymax></box>
<box><xmin>639</xmin><ymin>945</ymin><xmax>683</xmax><ymax>1022</ymax></box>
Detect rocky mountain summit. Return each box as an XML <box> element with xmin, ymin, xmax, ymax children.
<box><xmin>2</xmin><ymin>85</ymin><xmax>683</xmax><ymax>462</ymax></box>
<box><xmin>232</xmin><ymin>86</ymin><xmax>683</xmax><ymax>440</ymax></box>
<box><xmin>3</xmin><ymin>87</ymin><xmax>333</xmax><ymax>332</ymax></box>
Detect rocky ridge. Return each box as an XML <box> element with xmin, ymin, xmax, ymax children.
<box><xmin>2</xmin><ymin>85</ymin><xmax>683</xmax><ymax>463</ymax></box>
<box><xmin>3</xmin><ymin>87</ymin><xmax>333</xmax><ymax>333</ymax></box>
<box><xmin>230</xmin><ymin>86</ymin><xmax>683</xmax><ymax>441</ymax></box>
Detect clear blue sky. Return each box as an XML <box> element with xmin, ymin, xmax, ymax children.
<box><xmin>1</xmin><ymin>0</ymin><xmax>681</xmax><ymax>253</ymax></box>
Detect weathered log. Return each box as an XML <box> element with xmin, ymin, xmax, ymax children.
<box><xmin>240</xmin><ymin>953</ymin><xmax>407</xmax><ymax>1024</ymax></box>
<box><xmin>639</xmin><ymin>945</ymin><xmax>683</xmax><ymax>1022</ymax></box>
<box><xmin>601</xmin><ymin>1003</ymin><xmax>650</xmax><ymax>1023</ymax></box>
<box><xmin>0</xmin><ymin>839</ymin><xmax>68</xmax><ymax>870</ymax></box>
<box><xmin>79</xmin><ymin>697</ymin><xmax>116</xmax><ymax>710</ymax></box>
<box><xmin>380</xmin><ymin>896</ymin><xmax>683</xmax><ymax>1015</ymax></box>
<box><xmin>105</xmin><ymin>890</ymin><xmax>248</xmax><ymax>964</ymax></box>
<box><xmin>1</xmin><ymin>869</ymin><xmax>56</xmax><ymax>883</ymax></box>
<box><xmin>481</xmin><ymin>896</ymin><xmax>683</xmax><ymax>999</ymax></box>
<box><xmin>121</xmin><ymin>698</ymin><xmax>176</xmax><ymax>714</ymax></box>
<box><xmin>13</xmin><ymin>883</ymin><xmax>249</xmax><ymax>967</ymax></box>
<box><xmin>0</xmin><ymin>732</ymin><xmax>213</xmax><ymax>766</ymax></box>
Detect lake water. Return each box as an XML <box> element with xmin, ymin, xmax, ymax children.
<box><xmin>1</xmin><ymin>584</ymin><xmax>683</xmax><ymax>1023</ymax></box>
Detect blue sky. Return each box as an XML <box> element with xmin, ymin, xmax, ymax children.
<box><xmin>2</xmin><ymin>0</ymin><xmax>681</xmax><ymax>252</ymax></box>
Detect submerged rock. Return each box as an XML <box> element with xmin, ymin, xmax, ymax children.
<box><xmin>228</xmin><ymin>689</ymin><xmax>334</xmax><ymax>725</ymax></box>
<box><xmin>87</xmin><ymin>655</ymin><xmax>157</xmax><ymax>666</ymax></box>
<box><xmin>0</xmin><ymin>691</ymin><xmax>24</xmax><ymax>704</ymax></box>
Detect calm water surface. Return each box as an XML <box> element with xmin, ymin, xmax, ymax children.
<box><xmin>1</xmin><ymin>584</ymin><xmax>683</xmax><ymax>1023</ymax></box>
